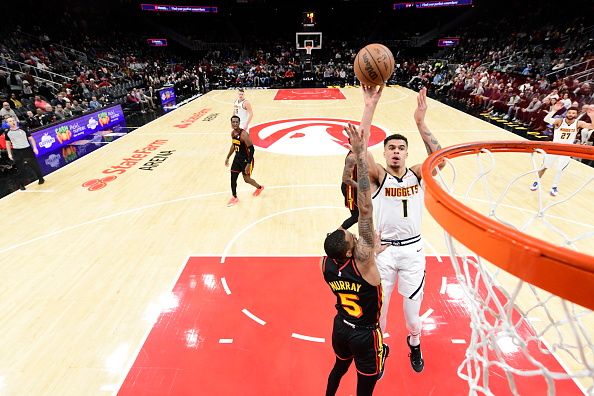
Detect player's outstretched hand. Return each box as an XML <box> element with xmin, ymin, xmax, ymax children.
<box><xmin>343</xmin><ymin>123</ymin><xmax>367</xmax><ymax>156</ymax></box>
<box><xmin>362</xmin><ymin>84</ymin><xmax>384</xmax><ymax>108</ymax></box>
<box><xmin>552</xmin><ymin>100</ymin><xmax>565</xmax><ymax>112</ymax></box>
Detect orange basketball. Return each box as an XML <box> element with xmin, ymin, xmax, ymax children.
<box><xmin>354</xmin><ymin>43</ymin><xmax>395</xmax><ymax>86</ymax></box>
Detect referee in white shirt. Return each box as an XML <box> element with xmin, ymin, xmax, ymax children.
<box><xmin>4</xmin><ymin>116</ymin><xmax>44</xmax><ymax>190</ymax></box>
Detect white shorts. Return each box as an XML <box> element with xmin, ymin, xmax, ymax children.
<box><xmin>376</xmin><ymin>240</ymin><xmax>426</xmax><ymax>300</ymax></box>
<box><xmin>543</xmin><ymin>154</ymin><xmax>570</xmax><ymax>170</ymax></box>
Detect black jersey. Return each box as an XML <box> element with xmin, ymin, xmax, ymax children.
<box><xmin>323</xmin><ymin>256</ymin><xmax>382</xmax><ymax>326</ymax></box>
<box><xmin>232</xmin><ymin>129</ymin><xmax>251</xmax><ymax>158</ymax></box>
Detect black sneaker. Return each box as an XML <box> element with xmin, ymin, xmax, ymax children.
<box><xmin>407</xmin><ymin>336</ymin><xmax>424</xmax><ymax>373</ymax></box>
<box><xmin>19</xmin><ymin>185</ymin><xmax>26</xmax><ymax>190</ymax></box>
<box><xmin>377</xmin><ymin>343</ymin><xmax>390</xmax><ymax>380</ymax></box>
<box><xmin>38</xmin><ymin>178</ymin><xmax>45</xmax><ymax>185</ymax></box>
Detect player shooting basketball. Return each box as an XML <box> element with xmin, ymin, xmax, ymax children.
<box><xmin>364</xmin><ymin>87</ymin><xmax>443</xmax><ymax>373</ymax></box>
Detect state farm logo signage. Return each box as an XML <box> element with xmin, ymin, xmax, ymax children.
<box><xmin>81</xmin><ymin>139</ymin><xmax>175</xmax><ymax>191</ymax></box>
<box><xmin>249</xmin><ymin>118</ymin><xmax>388</xmax><ymax>156</ymax></box>
<box><xmin>174</xmin><ymin>108</ymin><xmax>211</xmax><ymax>128</ymax></box>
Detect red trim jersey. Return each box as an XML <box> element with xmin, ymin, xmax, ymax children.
<box><xmin>323</xmin><ymin>257</ymin><xmax>383</xmax><ymax>326</ymax></box>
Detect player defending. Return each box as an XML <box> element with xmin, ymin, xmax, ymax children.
<box><xmin>233</xmin><ymin>88</ymin><xmax>253</xmax><ymax>131</ymax></box>
<box><xmin>530</xmin><ymin>102</ymin><xmax>594</xmax><ymax>196</ymax></box>
<box><xmin>323</xmin><ymin>86</ymin><xmax>387</xmax><ymax>396</ymax></box>
<box><xmin>224</xmin><ymin>115</ymin><xmax>264</xmax><ymax>206</ymax></box>
<box><xmin>366</xmin><ymin>87</ymin><xmax>442</xmax><ymax>373</ymax></box>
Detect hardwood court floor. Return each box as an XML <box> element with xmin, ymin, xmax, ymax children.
<box><xmin>0</xmin><ymin>87</ymin><xmax>592</xmax><ymax>395</ymax></box>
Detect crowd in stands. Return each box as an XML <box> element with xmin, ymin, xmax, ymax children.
<box><xmin>1</xmin><ymin>0</ymin><xmax>593</xmax><ymax>160</ymax></box>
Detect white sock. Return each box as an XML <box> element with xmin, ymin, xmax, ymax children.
<box><xmin>404</xmin><ymin>297</ymin><xmax>422</xmax><ymax>346</ymax></box>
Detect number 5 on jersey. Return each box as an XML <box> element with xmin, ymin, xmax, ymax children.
<box><xmin>339</xmin><ymin>293</ymin><xmax>363</xmax><ymax>318</ymax></box>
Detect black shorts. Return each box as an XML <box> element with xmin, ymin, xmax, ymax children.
<box><xmin>331</xmin><ymin>315</ymin><xmax>385</xmax><ymax>376</ymax></box>
<box><xmin>231</xmin><ymin>155</ymin><xmax>254</xmax><ymax>175</ymax></box>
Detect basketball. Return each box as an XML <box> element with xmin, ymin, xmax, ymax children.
<box><xmin>354</xmin><ymin>43</ymin><xmax>395</xmax><ymax>86</ymax></box>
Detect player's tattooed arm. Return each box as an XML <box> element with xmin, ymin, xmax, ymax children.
<box><xmin>343</xmin><ymin>123</ymin><xmax>375</xmax><ymax>261</ymax></box>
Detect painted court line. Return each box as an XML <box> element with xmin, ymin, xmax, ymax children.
<box><xmin>110</xmin><ymin>254</ymin><xmax>191</xmax><ymax>396</ymax></box>
<box><xmin>291</xmin><ymin>333</ymin><xmax>325</xmax><ymax>343</ymax></box>
<box><xmin>221</xmin><ymin>277</ymin><xmax>231</xmax><ymax>295</ymax></box>
<box><xmin>220</xmin><ymin>203</ymin><xmax>341</xmax><ymax>263</ymax></box>
<box><xmin>241</xmin><ymin>308</ymin><xmax>266</xmax><ymax>326</ymax></box>
<box><xmin>218</xmin><ymin>338</ymin><xmax>234</xmax><ymax>344</ymax></box>
<box><xmin>420</xmin><ymin>308</ymin><xmax>434</xmax><ymax>321</ymax></box>
<box><xmin>440</xmin><ymin>277</ymin><xmax>448</xmax><ymax>294</ymax></box>
<box><xmin>451</xmin><ymin>339</ymin><xmax>466</xmax><ymax>344</ymax></box>
<box><xmin>0</xmin><ymin>184</ymin><xmax>337</xmax><ymax>255</ymax></box>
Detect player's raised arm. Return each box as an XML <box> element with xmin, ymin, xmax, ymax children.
<box><xmin>414</xmin><ymin>87</ymin><xmax>441</xmax><ymax>156</ymax></box>
<box><xmin>544</xmin><ymin>100</ymin><xmax>565</xmax><ymax>127</ymax></box>
<box><xmin>360</xmin><ymin>85</ymin><xmax>384</xmax><ymax>183</ymax></box>
<box><xmin>344</xmin><ymin>123</ymin><xmax>375</xmax><ymax>265</ymax></box>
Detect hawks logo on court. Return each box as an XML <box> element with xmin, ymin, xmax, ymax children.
<box><xmin>249</xmin><ymin>118</ymin><xmax>388</xmax><ymax>156</ymax></box>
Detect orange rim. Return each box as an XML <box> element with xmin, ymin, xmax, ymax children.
<box><xmin>421</xmin><ymin>141</ymin><xmax>594</xmax><ymax>310</ymax></box>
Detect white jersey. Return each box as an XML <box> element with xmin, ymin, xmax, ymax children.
<box><xmin>553</xmin><ymin>118</ymin><xmax>578</xmax><ymax>144</ymax></box>
<box><xmin>233</xmin><ymin>99</ymin><xmax>249</xmax><ymax>129</ymax></box>
<box><xmin>372</xmin><ymin>168</ymin><xmax>423</xmax><ymax>241</ymax></box>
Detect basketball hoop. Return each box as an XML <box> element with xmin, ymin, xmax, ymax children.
<box><xmin>421</xmin><ymin>141</ymin><xmax>594</xmax><ymax>395</ymax></box>
<box><xmin>305</xmin><ymin>44</ymin><xmax>313</xmax><ymax>55</ymax></box>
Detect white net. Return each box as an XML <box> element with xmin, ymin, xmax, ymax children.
<box><xmin>430</xmin><ymin>145</ymin><xmax>594</xmax><ymax>395</ymax></box>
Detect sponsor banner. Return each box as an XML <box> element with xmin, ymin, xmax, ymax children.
<box><xmin>249</xmin><ymin>118</ymin><xmax>388</xmax><ymax>156</ymax></box>
<box><xmin>438</xmin><ymin>37</ymin><xmax>460</xmax><ymax>47</ymax></box>
<box><xmin>31</xmin><ymin>105</ymin><xmax>125</xmax><ymax>157</ymax></box>
<box><xmin>140</xmin><ymin>4</ymin><xmax>218</xmax><ymax>13</ymax></box>
<box><xmin>393</xmin><ymin>0</ymin><xmax>471</xmax><ymax>9</ymax></box>
<box><xmin>36</xmin><ymin>125</ymin><xmax>129</xmax><ymax>175</ymax></box>
<box><xmin>158</xmin><ymin>86</ymin><xmax>177</xmax><ymax>112</ymax></box>
<box><xmin>147</xmin><ymin>38</ymin><xmax>168</xmax><ymax>47</ymax></box>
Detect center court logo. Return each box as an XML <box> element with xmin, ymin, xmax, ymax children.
<box><xmin>249</xmin><ymin>118</ymin><xmax>388</xmax><ymax>156</ymax></box>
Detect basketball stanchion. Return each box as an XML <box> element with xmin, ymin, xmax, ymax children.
<box><xmin>421</xmin><ymin>141</ymin><xmax>594</xmax><ymax>395</ymax></box>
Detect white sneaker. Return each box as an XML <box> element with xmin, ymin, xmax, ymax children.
<box><xmin>530</xmin><ymin>181</ymin><xmax>539</xmax><ymax>191</ymax></box>
<box><xmin>550</xmin><ymin>186</ymin><xmax>558</xmax><ymax>196</ymax></box>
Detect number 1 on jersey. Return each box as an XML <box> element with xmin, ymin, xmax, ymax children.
<box><xmin>403</xmin><ymin>199</ymin><xmax>408</xmax><ymax>217</ymax></box>
<box><xmin>338</xmin><ymin>293</ymin><xmax>363</xmax><ymax>318</ymax></box>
